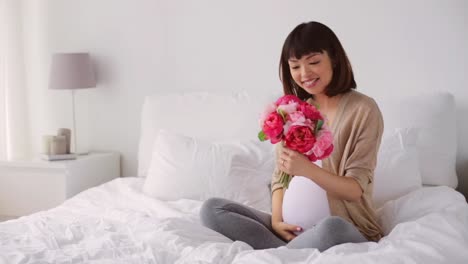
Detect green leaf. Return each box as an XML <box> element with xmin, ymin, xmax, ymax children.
<box><xmin>258</xmin><ymin>131</ymin><xmax>267</xmax><ymax>141</ymax></box>
<box><xmin>315</xmin><ymin>119</ymin><xmax>324</xmax><ymax>134</ymax></box>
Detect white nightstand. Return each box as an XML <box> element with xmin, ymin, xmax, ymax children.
<box><xmin>0</xmin><ymin>152</ymin><xmax>120</xmax><ymax>219</ymax></box>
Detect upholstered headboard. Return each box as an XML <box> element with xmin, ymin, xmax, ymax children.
<box><xmin>137</xmin><ymin>90</ymin><xmax>281</xmax><ymax>177</ymax></box>
<box><xmin>137</xmin><ymin>90</ymin><xmax>458</xmax><ymax>189</ymax></box>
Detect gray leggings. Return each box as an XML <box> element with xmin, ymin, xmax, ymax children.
<box><xmin>200</xmin><ymin>197</ymin><xmax>368</xmax><ymax>251</ymax></box>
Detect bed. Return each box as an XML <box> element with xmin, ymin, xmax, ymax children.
<box><xmin>1</xmin><ymin>90</ymin><xmax>467</xmax><ymax>263</ymax></box>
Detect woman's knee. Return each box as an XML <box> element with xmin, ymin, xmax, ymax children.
<box><xmin>318</xmin><ymin>216</ymin><xmax>366</xmax><ymax>243</ymax></box>
<box><xmin>320</xmin><ymin>216</ymin><xmax>350</xmax><ymax>230</ymax></box>
<box><xmin>313</xmin><ymin>216</ymin><xmax>353</xmax><ymax>238</ymax></box>
<box><xmin>199</xmin><ymin>197</ymin><xmax>227</xmax><ymax>227</ymax></box>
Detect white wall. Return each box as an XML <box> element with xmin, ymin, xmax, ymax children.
<box><xmin>21</xmin><ymin>0</ymin><xmax>468</xmax><ymax>197</ymax></box>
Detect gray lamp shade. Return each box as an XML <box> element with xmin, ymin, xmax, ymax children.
<box><xmin>49</xmin><ymin>53</ymin><xmax>96</xmax><ymax>90</ymax></box>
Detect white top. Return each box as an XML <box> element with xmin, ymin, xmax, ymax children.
<box><xmin>282</xmin><ymin>160</ymin><xmax>330</xmax><ymax>233</ymax></box>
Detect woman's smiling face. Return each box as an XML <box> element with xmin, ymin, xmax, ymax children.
<box><xmin>288</xmin><ymin>51</ymin><xmax>334</xmax><ymax>96</ymax></box>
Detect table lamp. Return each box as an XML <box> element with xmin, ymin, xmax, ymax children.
<box><xmin>49</xmin><ymin>53</ymin><xmax>96</xmax><ymax>155</ymax></box>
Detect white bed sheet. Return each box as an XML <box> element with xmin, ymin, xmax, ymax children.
<box><xmin>1</xmin><ymin>178</ymin><xmax>467</xmax><ymax>264</ymax></box>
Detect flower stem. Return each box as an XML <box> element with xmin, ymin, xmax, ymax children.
<box><xmin>279</xmin><ymin>171</ymin><xmax>291</xmax><ymax>189</ymax></box>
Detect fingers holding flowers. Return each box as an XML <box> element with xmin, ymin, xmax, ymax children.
<box><xmin>277</xmin><ymin>155</ymin><xmax>288</xmax><ymax>172</ymax></box>
<box><xmin>278</xmin><ymin>147</ymin><xmax>311</xmax><ymax>176</ymax></box>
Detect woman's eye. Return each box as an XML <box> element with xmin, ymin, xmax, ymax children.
<box><xmin>291</xmin><ymin>66</ymin><xmax>300</xmax><ymax>70</ymax></box>
<box><xmin>309</xmin><ymin>61</ymin><xmax>320</xmax><ymax>65</ymax></box>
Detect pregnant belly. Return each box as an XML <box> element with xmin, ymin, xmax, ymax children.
<box><xmin>282</xmin><ymin>176</ymin><xmax>330</xmax><ymax>231</ymax></box>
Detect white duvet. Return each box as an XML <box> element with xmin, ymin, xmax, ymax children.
<box><xmin>1</xmin><ymin>178</ymin><xmax>467</xmax><ymax>264</ymax></box>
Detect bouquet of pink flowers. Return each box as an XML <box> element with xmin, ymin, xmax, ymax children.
<box><xmin>258</xmin><ymin>95</ymin><xmax>334</xmax><ymax>189</ymax></box>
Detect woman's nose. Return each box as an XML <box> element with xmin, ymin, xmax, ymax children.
<box><xmin>300</xmin><ymin>65</ymin><xmax>312</xmax><ymax>78</ymax></box>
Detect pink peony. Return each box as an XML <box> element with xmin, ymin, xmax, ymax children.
<box><xmin>283</xmin><ymin>120</ymin><xmax>293</xmax><ymax>135</ymax></box>
<box><xmin>307</xmin><ymin>144</ymin><xmax>333</xmax><ymax>161</ymax></box>
<box><xmin>318</xmin><ymin>144</ymin><xmax>334</xmax><ymax>159</ymax></box>
<box><xmin>262</xmin><ymin>112</ymin><xmax>284</xmax><ymax>143</ymax></box>
<box><xmin>306</xmin><ymin>153</ymin><xmax>318</xmax><ymax>162</ymax></box>
<box><xmin>269</xmin><ymin>135</ymin><xmax>283</xmax><ymax>144</ymax></box>
<box><xmin>299</xmin><ymin>102</ymin><xmax>323</xmax><ymax>121</ymax></box>
<box><xmin>284</xmin><ymin>125</ymin><xmax>316</xmax><ymax>153</ymax></box>
<box><xmin>311</xmin><ymin>130</ymin><xmax>334</xmax><ymax>158</ymax></box>
<box><xmin>277</xmin><ymin>102</ymin><xmax>299</xmax><ymax>115</ymax></box>
<box><xmin>283</xmin><ymin>111</ymin><xmax>315</xmax><ymax>138</ymax></box>
<box><xmin>284</xmin><ymin>117</ymin><xmax>315</xmax><ymax>135</ymax></box>
<box><xmin>288</xmin><ymin>111</ymin><xmax>306</xmax><ymax>123</ymax></box>
<box><xmin>259</xmin><ymin>102</ymin><xmax>277</xmax><ymax>126</ymax></box>
<box><xmin>275</xmin><ymin>95</ymin><xmax>302</xmax><ymax>106</ymax></box>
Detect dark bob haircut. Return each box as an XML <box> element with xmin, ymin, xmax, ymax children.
<box><xmin>279</xmin><ymin>21</ymin><xmax>356</xmax><ymax>100</ymax></box>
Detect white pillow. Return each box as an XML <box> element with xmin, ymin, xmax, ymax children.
<box><xmin>373</xmin><ymin>128</ymin><xmax>422</xmax><ymax>208</ymax></box>
<box><xmin>377</xmin><ymin>92</ymin><xmax>457</xmax><ymax>187</ymax></box>
<box><xmin>137</xmin><ymin>90</ymin><xmax>281</xmax><ymax>177</ymax></box>
<box><xmin>142</xmin><ymin>129</ymin><xmax>274</xmax><ymax>212</ymax></box>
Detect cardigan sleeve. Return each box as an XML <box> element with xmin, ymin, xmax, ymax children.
<box><xmin>343</xmin><ymin>99</ymin><xmax>384</xmax><ymax>192</ymax></box>
<box><xmin>270</xmin><ymin>143</ymin><xmax>284</xmax><ymax>193</ymax></box>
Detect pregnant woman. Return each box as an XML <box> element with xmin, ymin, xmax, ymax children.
<box><xmin>200</xmin><ymin>21</ymin><xmax>384</xmax><ymax>251</ymax></box>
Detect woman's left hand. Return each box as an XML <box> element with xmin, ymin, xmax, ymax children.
<box><xmin>278</xmin><ymin>147</ymin><xmax>317</xmax><ymax>176</ymax></box>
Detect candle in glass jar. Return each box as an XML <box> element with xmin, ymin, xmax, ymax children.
<box><xmin>57</xmin><ymin>128</ymin><xmax>71</xmax><ymax>154</ymax></box>
<box><xmin>50</xmin><ymin>135</ymin><xmax>67</xmax><ymax>155</ymax></box>
<box><xmin>42</xmin><ymin>135</ymin><xmax>54</xmax><ymax>155</ymax></box>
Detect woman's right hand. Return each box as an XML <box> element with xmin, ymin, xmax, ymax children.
<box><xmin>272</xmin><ymin>220</ymin><xmax>302</xmax><ymax>242</ymax></box>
